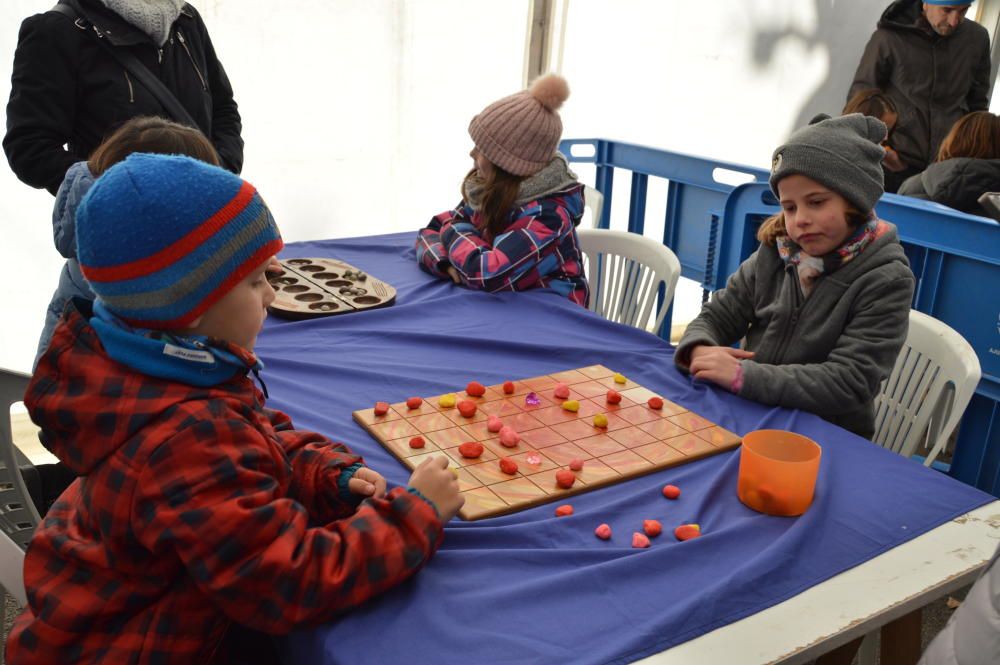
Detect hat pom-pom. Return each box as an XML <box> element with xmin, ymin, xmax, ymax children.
<box><xmin>863</xmin><ymin>115</ymin><xmax>888</xmax><ymax>144</ymax></box>
<box><xmin>529</xmin><ymin>74</ymin><xmax>570</xmax><ymax>111</ymax></box>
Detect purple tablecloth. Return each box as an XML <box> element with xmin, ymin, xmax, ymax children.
<box><xmin>256</xmin><ymin>232</ymin><xmax>994</xmax><ymax>665</ymax></box>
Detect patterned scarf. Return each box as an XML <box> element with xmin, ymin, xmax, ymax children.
<box><xmin>777</xmin><ymin>217</ymin><xmax>887</xmax><ymax>297</ymax></box>
<box><xmin>462</xmin><ymin>153</ymin><xmax>579</xmax><ymax>211</ymax></box>
<box><xmin>99</xmin><ymin>0</ymin><xmax>185</xmax><ymax>46</ymax></box>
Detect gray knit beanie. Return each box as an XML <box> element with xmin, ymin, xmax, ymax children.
<box><xmin>769</xmin><ymin>113</ymin><xmax>887</xmax><ymax>212</ymax></box>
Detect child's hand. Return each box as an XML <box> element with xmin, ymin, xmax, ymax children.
<box><xmin>688</xmin><ymin>346</ymin><xmax>755</xmax><ymax>392</ymax></box>
<box><xmin>446</xmin><ymin>266</ymin><xmax>462</xmax><ymax>284</ymax></box>
<box><xmin>408</xmin><ymin>456</ymin><xmax>464</xmax><ymax>522</ymax></box>
<box><xmin>348</xmin><ymin>467</ymin><xmax>387</xmax><ymax>499</ymax></box>
<box><xmin>882</xmin><ymin>145</ymin><xmax>906</xmax><ymax>172</ymax></box>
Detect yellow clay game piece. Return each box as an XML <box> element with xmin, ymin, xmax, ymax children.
<box><xmin>613</xmin><ymin>373</ymin><xmax>627</xmax><ymax>384</ymax></box>
<box><xmin>562</xmin><ymin>400</ymin><xmax>580</xmax><ymax>412</ymax></box>
<box><xmin>438</xmin><ymin>393</ymin><xmax>457</xmax><ymax>408</ymax></box>
<box><xmin>593</xmin><ymin>413</ymin><xmax>608</xmax><ymax>428</ymax></box>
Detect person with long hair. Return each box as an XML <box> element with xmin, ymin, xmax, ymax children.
<box><xmin>898</xmin><ymin>110</ymin><xmax>1000</xmax><ymax>216</ymax></box>
<box><xmin>416</xmin><ymin>74</ymin><xmax>588</xmax><ymax>306</ymax></box>
<box><xmin>842</xmin><ymin>88</ymin><xmax>906</xmax><ymax>173</ymax></box>
<box><xmin>675</xmin><ymin>114</ymin><xmax>914</xmax><ymax>439</ymax></box>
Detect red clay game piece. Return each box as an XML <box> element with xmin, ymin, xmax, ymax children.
<box><xmin>458</xmin><ymin>441</ymin><xmax>484</xmax><ymax>459</ymax></box>
<box><xmin>595</xmin><ymin>523</ymin><xmax>612</xmax><ymax>540</ymax></box>
<box><xmin>632</xmin><ymin>532</ymin><xmax>651</xmax><ymax>548</ymax></box>
<box><xmin>555</xmin><ymin>504</ymin><xmax>573</xmax><ymax>517</ymax></box>
<box><xmin>555</xmin><ymin>469</ymin><xmax>576</xmax><ymax>489</ymax></box>
<box><xmin>466</xmin><ymin>381</ymin><xmax>486</xmax><ymax>397</ymax></box>
<box><xmin>457</xmin><ymin>400</ymin><xmax>477</xmax><ymax>418</ymax></box>
<box><xmin>408</xmin><ymin>436</ymin><xmax>426</xmax><ymax>449</ymax></box>
<box><xmin>674</xmin><ymin>524</ymin><xmax>701</xmax><ymax>541</ymax></box>
<box><xmin>568</xmin><ymin>458</ymin><xmax>584</xmax><ymax>472</ymax></box>
<box><xmin>499</xmin><ymin>457</ymin><xmax>518</xmax><ymax>475</ymax></box>
<box><xmin>647</xmin><ymin>396</ymin><xmax>664</xmax><ymax>410</ymax></box>
<box><xmin>406</xmin><ymin>396</ymin><xmax>423</xmax><ymax>410</ymax></box>
<box><xmin>662</xmin><ymin>484</ymin><xmax>681</xmax><ymax>500</ymax></box>
<box><xmin>553</xmin><ymin>383</ymin><xmax>571</xmax><ymax>400</ymax></box>
<box><xmin>502</xmin><ymin>381</ymin><xmax>515</xmax><ymax>394</ymax></box>
<box><xmin>643</xmin><ymin>520</ymin><xmax>662</xmax><ymax>537</ymax></box>
<box><xmin>373</xmin><ymin>401</ymin><xmax>390</xmax><ymax>416</ymax></box>
<box><xmin>606</xmin><ymin>390</ymin><xmax>622</xmax><ymax>405</ymax></box>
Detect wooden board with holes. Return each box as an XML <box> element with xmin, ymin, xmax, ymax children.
<box><xmin>353</xmin><ymin>365</ymin><xmax>741</xmax><ymax>520</ymax></box>
<box><xmin>267</xmin><ymin>257</ymin><xmax>396</xmax><ymax>319</ymax></box>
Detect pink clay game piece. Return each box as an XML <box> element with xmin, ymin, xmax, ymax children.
<box><xmin>662</xmin><ymin>484</ymin><xmax>681</xmax><ymax>500</ymax></box>
<box><xmin>595</xmin><ymin>523</ymin><xmax>612</xmax><ymax>540</ymax></box>
<box><xmin>499</xmin><ymin>457</ymin><xmax>518</xmax><ymax>475</ymax></box>
<box><xmin>674</xmin><ymin>524</ymin><xmax>701</xmax><ymax>541</ymax></box>
<box><xmin>466</xmin><ymin>381</ymin><xmax>486</xmax><ymax>397</ymax></box>
<box><xmin>606</xmin><ymin>390</ymin><xmax>622</xmax><ymax>405</ymax></box>
<box><xmin>499</xmin><ymin>426</ymin><xmax>520</xmax><ymax>448</ymax></box>
<box><xmin>457</xmin><ymin>400</ymin><xmax>477</xmax><ymax>418</ymax></box>
<box><xmin>458</xmin><ymin>441</ymin><xmax>484</xmax><ymax>459</ymax></box>
<box><xmin>373</xmin><ymin>401</ymin><xmax>390</xmax><ymax>416</ymax></box>
<box><xmin>593</xmin><ymin>413</ymin><xmax>608</xmax><ymax>428</ymax></box>
<box><xmin>555</xmin><ymin>469</ymin><xmax>576</xmax><ymax>489</ymax></box>
<box><xmin>632</xmin><ymin>532</ymin><xmax>651</xmax><ymax>548</ymax></box>
<box><xmin>647</xmin><ymin>396</ymin><xmax>664</xmax><ymax>410</ymax></box>
<box><xmin>568</xmin><ymin>459</ymin><xmax>584</xmax><ymax>472</ymax></box>
<box><xmin>487</xmin><ymin>415</ymin><xmax>503</xmax><ymax>433</ymax></box>
<box><xmin>406</xmin><ymin>396</ymin><xmax>423</xmax><ymax>410</ymax></box>
<box><xmin>553</xmin><ymin>383</ymin><xmax>571</xmax><ymax>400</ymax></box>
<box><xmin>555</xmin><ymin>504</ymin><xmax>574</xmax><ymax>517</ymax></box>
<box><xmin>561</xmin><ymin>400</ymin><xmax>580</xmax><ymax>412</ymax></box>
<box><xmin>408</xmin><ymin>436</ymin><xmax>425</xmax><ymax>449</ymax></box>
<box><xmin>643</xmin><ymin>520</ymin><xmax>662</xmax><ymax>538</ymax></box>
<box><xmin>503</xmin><ymin>381</ymin><xmax>515</xmax><ymax>394</ymax></box>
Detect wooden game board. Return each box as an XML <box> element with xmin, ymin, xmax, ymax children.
<box><xmin>267</xmin><ymin>258</ymin><xmax>396</xmax><ymax>319</ymax></box>
<box><xmin>353</xmin><ymin>365</ymin><xmax>742</xmax><ymax>520</ymax></box>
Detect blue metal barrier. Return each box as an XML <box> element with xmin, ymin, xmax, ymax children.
<box><xmin>563</xmin><ymin>138</ymin><xmax>1000</xmax><ymax>497</ymax></box>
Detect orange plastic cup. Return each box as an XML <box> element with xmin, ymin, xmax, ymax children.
<box><xmin>737</xmin><ymin>430</ymin><xmax>821</xmax><ymax>517</ymax></box>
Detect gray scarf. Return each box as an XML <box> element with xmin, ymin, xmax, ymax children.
<box><xmin>100</xmin><ymin>0</ymin><xmax>185</xmax><ymax>46</ymax></box>
<box><xmin>463</xmin><ymin>153</ymin><xmax>579</xmax><ymax>211</ymax></box>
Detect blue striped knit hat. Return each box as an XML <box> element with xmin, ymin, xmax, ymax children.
<box><xmin>76</xmin><ymin>153</ymin><xmax>283</xmax><ymax>329</ymax></box>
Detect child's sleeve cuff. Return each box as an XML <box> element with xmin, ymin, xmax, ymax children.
<box><xmin>336</xmin><ymin>462</ymin><xmax>364</xmax><ymax>503</ymax></box>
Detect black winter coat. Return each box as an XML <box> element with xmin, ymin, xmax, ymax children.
<box><xmin>4</xmin><ymin>0</ymin><xmax>243</xmax><ymax>194</ymax></box>
<box><xmin>897</xmin><ymin>157</ymin><xmax>1000</xmax><ymax>218</ymax></box>
<box><xmin>849</xmin><ymin>0</ymin><xmax>991</xmax><ymax>173</ymax></box>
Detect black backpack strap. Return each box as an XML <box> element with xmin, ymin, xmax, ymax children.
<box><xmin>48</xmin><ymin>0</ymin><xmax>199</xmax><ymax>129</ymax></box>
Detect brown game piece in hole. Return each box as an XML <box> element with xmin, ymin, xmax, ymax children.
<box><xmin>373</xmin><ymin>401</ymin><xmax>390</xmax><ymax>416</ymax></box>
<box><xmin>466</xmin><ymin>381</ymin><xmax>486</xmax><ymax>397</ymax></box>
<box><xmin>457</xmin><ymin>400</ymin><xmax>477</xmax><ymax>418</ymax></box>
<box><xmin>555</xmin><ymin>469</ymin><xmax>576</xmax><ymax>489</ymax></box>
<box><xmin>458</xmin><ymin>441</ymin><xmax>484</xmax><ymax>458</ymax></box>
<box><xmin>406</xmin><ymin>397</ymin><xmax>423</xmax><ymax>410</ymax></box>
<box><xmin>409</xmin><ymin>436</ymin><xmax>426</xmax><ymax>449</ymax></box>
<box><xmin>499</xmin><ymin>457</ymin><xmax>518</xmax><ymax>475</ymax></box>
<box><xmin>647</xmin><ymin>397</ymin><xmax>664</xmax><ymax>410</ymax></box>
<box><xmin>503</xmin><ymin>381</ymin><xmax>515</xmax><ymax>394</ymax></box>
<box><xmin>555</xmin><ymin>504</ymin><xmax>573</xmax><ymax>517</ymax></box>
<box><xmin>606</xmin><ymin>390</ymin><xmax>622</xmax><ymax>405</ymax></box>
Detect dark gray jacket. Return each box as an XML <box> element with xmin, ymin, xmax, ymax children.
<box><xmin>898</xmin><ymin>157</ymin><xmax>1000</xmax><ymax>217</ymax></box>
<box><xmin>849</xmin><ymin>0</ymin><xmax>991</xmax><ymax>171</ymax></box>
<box><xmin>676</xmin><ymin>223</ymin><xmax>914</xmax><ymax>439</ymax></box>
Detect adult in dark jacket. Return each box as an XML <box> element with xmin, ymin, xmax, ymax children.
<box><xmin>898</xmin><ymin>110</ymin><xmax>1000</xmax><ymax>217</ymax></box>
<box><xmin>849</xmin><ymin>0</ymin><xmax>991</xmax><ymax>193</ymax></box>
<box><xmin>4</xmin><ymin>0</ymin><xmax>242</xmax><ymax>194</ymax></box>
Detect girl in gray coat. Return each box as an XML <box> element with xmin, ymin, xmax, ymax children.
<box><xmin>35</xmin><ymin>116</ymin><xmax>219</xmax><ymax>367</ymax></box>
<box><xmin>675</xmin><ymin>114</ymin><xmax>915</xmax><ymax>439</ymax></box>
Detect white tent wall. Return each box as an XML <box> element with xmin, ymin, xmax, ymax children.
<box><xmin>0</xmin><ymin>0</ymin><xmax>975</xmax><ymax>371</ymax></box>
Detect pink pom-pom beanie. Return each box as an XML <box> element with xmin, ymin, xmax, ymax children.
<box><xmin>468</xmin><ymin>74</ymin><xmax>570</xmax><ymax>177</ymax></box>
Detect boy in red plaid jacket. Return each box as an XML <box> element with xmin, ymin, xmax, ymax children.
<box><xmin>6</xmin><ymin>154</ymin><xmax>463</xmax><ymax>665</ymax></box>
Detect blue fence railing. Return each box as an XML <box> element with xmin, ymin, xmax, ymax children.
<box><xmin>562</xmin><ymin>138</ymin><xmax>1000</xmax><ymax>497</ymax></box>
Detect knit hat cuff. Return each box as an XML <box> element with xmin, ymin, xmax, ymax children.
<box><xmin>770</xmin><ymin>143</ymin><xmax>884</xmax><ymax>212</ymax></box>
<box><xmin>469</xmin><ymin>119</ymin><xmax>551</xmax><ymax>176</ymax></box>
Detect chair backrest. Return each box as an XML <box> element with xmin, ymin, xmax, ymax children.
<box><xmin>582</xmin><ymin>185</ymin><xmax>605</xmax><ymax>228</ymax></box>
<box><xmin>0</xmin><ymin>527</ymin><xmax>27</xmax><ymax>606</ymax></box>
<box><xmin>576</xmin><ymin>228</ymin><xmax>681</xmax><ymax>335</ymax></box>
<box><xmin>0</xmin><ymin>367</ymin><xmax>40</xmax><ymax>549</ymax></box>
<box><xmin>873</xmin><ymin>310</ymin><xmax>981</xmax><ymax>464</ymax></box>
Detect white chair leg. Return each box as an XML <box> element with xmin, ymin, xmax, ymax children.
<box><xmin>858</xmin><ymin>629</ymin><xmax>878</xmax><ymax>665</ymax></box>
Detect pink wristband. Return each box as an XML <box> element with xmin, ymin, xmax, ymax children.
<box><xmin>730</xmin><ymin>362</ymin><xmax>744</xmax><ymax>394</ymax></box>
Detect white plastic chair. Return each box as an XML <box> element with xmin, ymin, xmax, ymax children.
<box><xmin>577</xmin><ymin>228</ymin><xmax>681</xmax><ymax>336</ymax></box>
<box><xmin>583</xmin><ymin>185</ymin><xmax>605</xmax><ymax>228</ymax></box>
<box><xmin>1</xmin><ymin>367</ymin><xmax>36</xmax><ymax>629</ymax></box>
<box><xmin>872</xmin><ymin>310</ymin><xmax>981</xmax><ymax>465</ymax></box>
<box><xmin>0</xmin><ymin>528</ymin><xmax>26</xmax><ymax>607</ymax></box>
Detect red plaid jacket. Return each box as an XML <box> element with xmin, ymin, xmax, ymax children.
<box><xmin>6</xmin><ymin>304</ymin><xmax>443</xmax><ymax>664</ymax></box>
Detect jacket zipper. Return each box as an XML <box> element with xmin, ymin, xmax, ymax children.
<box><xmin>123</xmin><ymin>70</ymin><xmax>134</xmax><ymax>103</ymax></box>
<box><xmin>176</xmin><ymin>30</ymin><xmax>208</xmax><ymax>91</ymax></box>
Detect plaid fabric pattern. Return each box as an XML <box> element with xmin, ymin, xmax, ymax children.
<box><xmin>416</xmin><ymin>184</ymin><xmax>589</xmax><ymax>306</ymax></box>
<box><xmin>6</xmin><ymin>304</ymin><xmax>443</xmax><ymax>664</ymax></box>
